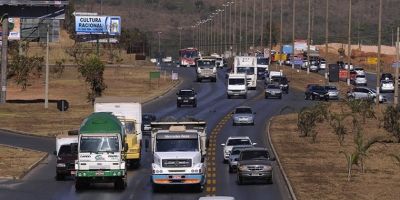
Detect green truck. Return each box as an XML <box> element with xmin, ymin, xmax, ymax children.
<box><xmin>75</xmin><ymin>112</ymin><xmax>127</xmax><ymax>191</ymax></box>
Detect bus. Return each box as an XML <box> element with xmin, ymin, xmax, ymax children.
<box><xmin>179</xmin><ymin>47</ymin><xmax>199</xmax><ymax>67</ymax></box>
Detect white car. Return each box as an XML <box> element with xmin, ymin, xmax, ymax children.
<box><xmin>354</xmin><ymin>75</ymin><xmax>367</xmax><ymax>86</ymax></box>
<box><xmin>150</xmin><ymin>58</ymin><xmax>157</xmax><ymax>63</ymax></box>
<box><xmin>162</xmin><ymin>56</ymin><xmax>172</xmax><ymax>63</ymax></box>
<box><xmin>199</xmin><ymin>197</ymin><xmax>235</xmax><ymax>200</ymax></box>
<box><xmin>221</xmin><ymin>136</ymin><xmax>255</xmax><ymax>163</ymax></box>
<box><xmin>380</xmin><ymin>80</ymin><xmax>394</xmax><ymax>93</ymax></box>
<box><xmin>344</xmin><ymin>63</ymin><xmax>354</xmax><ymax>70</ymax></box>
<box><xmin>354</xmin><ymin>67</ymin><xmax>365</xmax><ymax>76</ymax></box>
<box><xmin>319</xmin><ymin>60</ymin><xmax>327</xmax><ymax>70</ymax></box>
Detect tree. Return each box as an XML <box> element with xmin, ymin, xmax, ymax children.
<box><xmin>346</xmin><ymin>99</ymin><xmax>375</xmax><ymax>123</ymax></box>
<box><xmin>297</xmin><ymin>103</ymin><xmax>328</xmax><ymax>142</ymax></box>
<box><xmin>78</xmin><ymin>55</ymin><xmax>107</xmax><ymax>103</ymax></box>
<box><xmin>383</xmin><ymin>105</ymin><xmax>400</xmax><ymax>143</ymax></box>
<box><xmin>8</xmin><ymin>55</ymin><xmax>44</xmax><ymax>89</ymax></box>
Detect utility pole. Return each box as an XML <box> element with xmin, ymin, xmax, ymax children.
<box><xmin>229</xmin><ymin>2</ymin><xmax>232</xmax><ymax>53</ymax></box>
<box><xmin>157</xmin><ymin>31</ymin><xmax>162</xmax><ymax>62</ymax></box>
<box><xmin>325</xmin><ymin>0</ymin><xmax>329</xmax><ymax>80</ymax></box>
<box><xmin>347</xmin><ymin>0</ymin><xmax>352</xmax><ymax>86</ymax></box>
<box><xmin>178</xmin><ymin>27</ymin><xmax>182</xmax><ymax>50</ymax></box>
<box><xmin>234</xmin><ymin>0</ymin><xmax>237</xmax><ymax>55</ymax></box>
<box><xmin>394</xmin><ymin>27</ymin><xmax>399</xmax><ymax>105</ymax></box>
<box><xmin>260</xmin><ymin>0</ymin><xmax>264</xmax><ymax>47</ymax></box>
<box><xmin>307</xmin><ymin>0</ymin><xmax>311</xmax><ymax>74</ymax></box>
<box><xmin>280</xmin><ymin>0</ymin><xmax>283</xmax><ymax>47</ymax></box>
<box><xmin>1</xmin><ymin>14</ymin><xmax>8</xmax><ymax>104</ymax></box>
<box><xmin>245</xmin><ymin>0</ymin><xmax>248</xmax><ymax>53</ymax></box>
<box><xmin>45</xmin><ymin>24</ymin><xmax>50</xmax><ymax>109</ymax></box>
<box><xmin>269</xmin><ymin>0</ymin><xmax>272</xmax><ymax>67</ymax></box>
<box><xmin>239</xmin><ymin>0</ymin><xmax>242</xmax><ymax>55</ymax></box>
<box><xmin>292</xmin><ymin>0</ymin><xmax>296</xmax><ymax>69</ymax></box>
<box><xmin>221</xmin><ymin>10</ymin><xmax>224</xmax><ymax>54</ymax></box>
<box><xmin>224</xmin><ymin>3</ymin><xmax>228</xmax><ymax>52</ymax></box>
<box><xmin>376</xmin><ymin>0</ymin><xmax>382</xmax><ymax>104</ymax></box>
<box><xmin>252</xmin><ymin>0</ymin><xmax>255</xmax><ymax>50</ymax></box>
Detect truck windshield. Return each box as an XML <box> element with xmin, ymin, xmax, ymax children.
<box><xmin>197</xmin><ymin>60</ymin><xmax>215</xmax><ymax>67</ymax></box>
<box><xmin>241</xmin><ymin>150</ymin><xmax>269</xmax><ymax>160</ymax></box>
<box><xmin>156</xmin><ymin>139</ymin><xmax>199</xmax><ymax>152</ymax></box>
<box><xmin>257</xmin><ymin>58</ymin><xmax>268</xmax><ymax>65</ymax></box>
<box><xmin>229</xmin><ymin>78</ymin><xmax>245</xmax><ymax>85</ymax></box>
<box><xmin>237</xmin><ymin>67</ymin><xmax>255</xmax><ymax>75</ymax></box>
<box><xmin>80</xmin><ymin>136</ymin><xmax>119</xmax><ymax>153</ymax></box>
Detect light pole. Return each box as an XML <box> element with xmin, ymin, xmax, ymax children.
<box><xmin>260</xmin><ymin>0</ymin><xmax>264</xmax><ymax>48</ymax></box>
<box><xmin>347</xmin><ymin>0</ymin><xmax>352</xmax><ymax>86</ymax></box>
<box><xmin>280</xmin><ymin>0</ymin><xmax>283</xmax><ymax>47</ymax></box>
<box><xmin>178</xmin><ymin>27</ymin><xmax>183</xmax><ymax>50</ymax></box>
<box><xmin>233</xmin><ymin>0</ymin><xmax>237</xmax><ymax>55</ymax></box>
<box><xmin>252</xmin><ymin>0</ymin><xmax>255</xmax><ymax>50</ymax></box>
<box><xmin>1</xmin><ymin>14</ymin><xmax>8</xmax><ymax>104</ymax></box>
<box><xmin>269</xmin><ymin>0</ymin><xmax>272</xmax><ymax>67</ymax></box>
<box><xmin>307</xmin><ymin>0</ymin><xmax>311</xmax><ymax>74</ymax></box>
<box><xmin>229</xmin><ymin>1</ymin><xmax>233</xmax><ymax>53</ymax></box>
<box><xmin>325</xmin><ymin>0</ymin><xmax>329</xmax><ymax>80</ymax></box>
<box><xmin>157</xmin><ymin>31</ymin><xmax>162</xmax><ymax>62</ymax></box>
<box><xmin>292</xmin><ymin>0</ymin><xmax>296</xmax><ymax>69</ymax></box>
<box><xmin>376</xmin><ymin>0</ymin><xmax>382</xmax><ymax>104</ymax></box>
<box><xmin>220</xmin><ymin>9</ymin><xmax>224</xmax><ymax>55</ymax></box>
<box><xmin>245</xmin><ymin>0</ymin><xmax>248</xmax><ymax>53</ymax></box>
<box><xmin>239</xmin><ymin>0</ymin><xmax>242</xmax><ymax>55</ymax></box>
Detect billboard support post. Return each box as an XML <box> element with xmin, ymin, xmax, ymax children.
<box><xmin>1</xmin><ymin>14</ymin><xmax>8</xmax><ymax>104</ymax></box>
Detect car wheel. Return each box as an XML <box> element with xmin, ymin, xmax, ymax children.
<box><xmin>279</xmin><ymin>95</ymin><xmax>282</xmax><ymax>99</ymax></box>
<box><xmin>243</xmin><ymin>95</ymin><xmax>247</xmax><ymax>99</ymax></box>
<box><xmin>56</xmin><ymin>173</ymin><xmax>65</xmax><ymax>181</ymax></box>
<box><xmin>152</xmin><ymin>183</ymin><xmax>161</xmax><ymax>193</ymax></box>
<box><xmin>229</xmin><ymin>166</ymin><xmax>233</xmax><ymax>173</ymax></box>
<box><xmin>227</xmin><ymin>95</ymin><xmax>231</xmax><ymax>99</ymax></box>
<box><xmin>177</xmin><ymin>103</ymin><xmax>181</xmax><ymax>107</ymax></box>
<box><xmin>265</xmin><ymin>94</ymin><xmax>268</xmax><ymax>99</ymax></box>
<box><xmin>197</xmin><ymin>78</ymin><xmax>201</xmax><ymax>82</ymax></box>
<box><xmin>311</xmin><ymin>95</ymin><xmax>315</xmax><ymax>100</ymax></box>
<box><xmin>305</xmin><ymin>94</ymin><xmax>309</xmax><ymax>100</ymax></box>
<box><xmin>193</xmin><ymin>103</ymin><xmax>197</xmax><ymax>108</ymax></box>
<box><xmin>232</xmin><ymin>122</ymin><xmax>236</xmax><ymax>126</ymax></box>
<box><xmin>237</xmin><ymin>175</ymin><xmax>244</xmax><ymax>185</ymax></box>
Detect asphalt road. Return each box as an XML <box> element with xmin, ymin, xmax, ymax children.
<box><xmin>0</xmin><ymin>63</ymin><xmax>313</xmax><ymax>200</ymax></box>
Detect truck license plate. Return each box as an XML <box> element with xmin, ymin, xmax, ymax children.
<box><xmin>71</xmin><ymin>171</ymin><xmax>76</xmax><ymax>175</ymax></box>
<box><xmin>95</xmin><ymin>171</ymin><xmax>104</xmax><ymax>176</ymax></box>
<box><xmin>172</xmin><ymin>175</ymin><xmax>182</xmax><ymax>179</ymax></box>
<box><xmin>184</xmin><ymin>100</ymin><xmax>188</xmax><ymax>102</ymax></box>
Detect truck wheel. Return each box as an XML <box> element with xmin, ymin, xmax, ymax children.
<box><xmin>114</xmin><ymin>178</ymin><xmax>126</xmax><ymax>190</ymax></box>
<box><xmin>237</xmin><ymin>175</ymin><xmax>244</xmax><ymax>185</ymax></box>
<box><xmin>152</xmin><ymin>183</ymin><xmax>161</xmax><ymax>193</ymax></box>
<box><xmin>75</xmin><ymin>179</ymin><xmax>85</xmax><ymax>191</ymax></box>
<box><xmin>194</xmin><ymin>184</ymin><xmax>203</xmax><ymax>193</ymax></box>
<box><xmin>56</xmin><ymin>173</ymin><xmax>65</xmax><ymax>181</ymax></box>
<box><xmin>311</xmin><ymin>95</ymin><xmax>315</xmax><ymax>100</ymax></box>
<box><xmin>243</xmin><ymin>95</ymin><xmax>247</xmax><ymax>99</ymax></box>
<box><xmin>130</xmin><ymin>160</ymin><xmax>140</xmax><ymax>169</ymax></box>
<box><xmin>177</xmin><ymin>103</ymin><xmax>181</xmax><ymax>108</ymax></box>
<box><xmin>227</xmin><ymin>95</ymin><xmax>231</xmax><ymax>99</ymax></box>
<box><xmin>229</xmin><ymin>166</ymin><xmax>233</xmax><ymax>173</ymax></box>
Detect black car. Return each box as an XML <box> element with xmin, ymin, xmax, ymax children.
<box><xmin>305</xmin><ymin>84</ymin><xmax>329</xmax><ymax>101</ymax></box>
<box><xmin>142</xmin><ymin>113</ymin><xmax>157</xmax><ymax>133</ymax></box>
<box><xmin>380</xmin><ymin>73</ymin><xmax>393</xmax><ymax>81</ymax></box>
<box><xmin>270</xmin><ymin>76</ymin><xmax>289</xmax><ymax>94</ymax></box>
<box><xmin>176</xmin><ymin>89</ymin><xmax>197</xmax><ymax>107</ymax></box>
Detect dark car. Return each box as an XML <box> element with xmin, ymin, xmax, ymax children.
<box><xmin>270</xmin><ymin>76</ymin><xmax>289</xmax><ymax>94</ymax></box>
<box><xmin>177</xmin><ymin>89</ymin><xmax>197</xmax><ymax>107</ymax></box>
<box><xmin>305</xmin><ymin>84</ymin><xmax>329</xmax><ymax>101</ymax></box>
<box><xmin>380</xmin><ymin>73</ymin><xmax>393</xmax><ymax>81</ymax></box>
<box><xmin>142</xmin><ymin>113</ymin><xmax>157</xmax><ymax>133</ymax></box>
<box><xmin>237</xmin><ymin>148</ymin><xmax>275</xmax><ymax>185</ymax></box>
<box><xmin>55</xmin><ymin>143</ymin><xmax>78</xmax><ymax>180</ymax></box>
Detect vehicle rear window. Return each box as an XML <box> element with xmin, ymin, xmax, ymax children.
<box><xmin>325</xmin><ymin>86</ymin><xmax>337</xmax><ymax>90</ymax></box>
<box><xmin>241</xmin><ymin>150</ymin><xmax>269</xmax><ymax>160</ymax></box>
<box><xmin>267</xmin><ymin>84</ymin><xmax>280</xmax><ymax>89</ymax></box>
<box><xmin>59</xmin><ymin>144</ymin><xmax>77</xmax><ymax>156</ymax></box>
<box><xmin>235</xmin><ymin>108</ymin><xmax>252</xmax><ymax>114</ymax></box>
<box><xmin>227</xmin><ymin>139</ymin><xmax>251</xmax><ymax>146</ymax></box>
<box><xmin>356</xmin><ymin>75</ymin><xmax>365</xmax><ymax>78</ymax></box>
<box><xmin>179</xmin><ymin>90</ymin><xmax>194</xmax><ymax>95</ymax></box>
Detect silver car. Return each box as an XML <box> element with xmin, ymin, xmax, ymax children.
<box><xmin>325</xmin><ymin>85</ymin><xmax>339</xmax><ymax>100</ymax></box>
<box><xmin>265</xmin><ymin>84</ymin><xmax>282</xmax><ymax>99</ymax></box>
<box><xmin>232</xmin><ymin>106</ymin><xmax>255</xmax><ymax>126</ymax></box>
<box><xmin>228</xmin><ymin>145</ymin><xmax>254</xmax><ymax>173</ymax></box>
<box><xmin>347</xmin><ymin>87</ymin><xmax>386</xmax><ymax>103</ymax></box>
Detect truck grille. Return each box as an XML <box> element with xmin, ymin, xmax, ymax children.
<box><xmin>247</xmin><ymin>165</ymin><xmax>264</xmax><ymax>171</ymax></box>
<box><xmin>162</xmin><ymin>159</ymin><xmax>192</xmax><ymax>168</ymax></box>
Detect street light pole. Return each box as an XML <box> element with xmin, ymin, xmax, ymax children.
<box><xmin>325</xmin><ymin>0</ymin><xmax>329</xmax><ymax>80</ymax></box>
<box><xmin>245</xmin><ymin>0</ymin><xmax>248</xmax><ymax>53</ymax></box>
<box><xmin>260</xmin><ymin>0</ymin><xmax>264</xmax><ymax>48</ymax></box>
<box><xmin>292</xmin><ymin>0</ymin><xmax>296</xmax><ymax>69</ymax></box>
<box><xmin>45</xmin><ymin>24</ymin><xmax>50</xmax><ymax>108</ymax></box>
<box><xmin>224</xmin><ymin>3</ymin><xmax>228</xmax><ymax>53</ymax></box>
<box><xmin>269</xmin><ymin>0</ymin><xmax>272</xmax><ymax>67</ymax></box>
<box><xmin>1</xmin><ymin>14</ymin><xmax>8</xmax><ymax>104</ymax></box>
<box><xmin>307</xmin><ymin>0</ymin><xmax>311</xmax><ymax>74</ymax></box>
<box><xmin>229</xmin><ymin>2</ymin><xmax>232</xmax><ymax>53</ymax></box>
<box><xmin>347</xmin><ymin>0</ymin><xmax>352</xmax><ymax>86</ymax></box>
<box><xmin>234</xmin><ymin>0</ymin><xmax>237</xmax><ymax>55</ymax></box>
<box><xmin>252</xmin><ymin>0</ymin><xmax>255</xmax><ymax>50</ymax></box>
<box><xmin>158</xmin><ymin>31</ymin><xmax>162</xmax><ymax>61</ymax></box>
<box><xmin>395</xmin><ymin>27</ymin><xmax>399</xmax><ymax>105</ymax></box>
<box><xmin>280</xmin><ymin>0</ymin><xmax>283</xmax><ymax>47</ymax></box>
<box><xmin>376</xmin><ymin>0</ymin><xmax>382</xmax><ymax>104</ymax></box>
<box><xmin>239</xmin><ymin>0</ymin><xmax>242</xmax><ymax>55</ymax></box>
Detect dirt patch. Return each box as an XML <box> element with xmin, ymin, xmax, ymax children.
<box><xmin>0</xmin><ymin>145</ymin><xmax>46</xmax><ymax>179</ymax></box>
<box><xmin>269</xmin><ymin>102</ymin><xmax>400</xmax><ymax>200</ymax></box>
<box><xmin>0</xmin><ymin>66</ymin><xmax>177</xmax><ymax>136</ymax></box>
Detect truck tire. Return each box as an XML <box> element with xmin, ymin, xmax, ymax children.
<box><xmin>193</xmin><ymin>184</ymin><xmax>203</xmax><ymax>193</ymax></box>
<box><xmin>229</xmin><ymin>165</ymin><xmax>233</xmax><ymax>173</ymax></box>
<box><xmin>130</xmin><ymin>160</ymin><xmax>140</xmax><ymax>169</ymax></box>
<box><xmin>152</xmin><ymin>183</ymin><xmax>161</xmax><ymax>193</ymax></box>
<box><xmin>237</xmin><ymin>175</ymin><xmax>244</xmax><ymax>185</ymax></box>
<box><xmin>243</xmin><ymin>95</ymin><xmax>247</xmax><ymax>99</ymax></box>
<box><xmin>177</xmin><ymin>103</ymin><xmax>181</xmax><ymax>108</ymax></box>
<box><xmin>114</xmin><ymin>178</ymin><xmax>126</xmax><ymax>190</ymax></box>
<box><xmin>56</xmin><ymin>173</ymin><xmax>65</xmax><ymax>181</ymax></box>
<box><xmin>75</xmin><ymin>179</ymin><xmax>85</xmax><ymax>191</ymax></box>
<box><xmin>227</xmin><ymin>95</ymin><xmax>231</xmax><ymax>99</ymax></box>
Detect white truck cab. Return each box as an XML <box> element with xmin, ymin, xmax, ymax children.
<box><xmin>234</xmin><ymin>56</ymin><xmax>258</xmax><ymax>90</ymax></box>
<box><xmin>227</xmin><ymin>73</ymin><xmax>248</xmax><ymax>99</ymax></box>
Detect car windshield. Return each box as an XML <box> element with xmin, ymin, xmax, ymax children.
<box><xmin>382</xmin><ymin>80</ymin><xmax>393</xmax><ymax>84</ymax></box>
<box><xmin>237</xmin><ymin>67</ymin><xmax>255</xmax><ymax>75</ymax></box>
<box><xmin>356</xmin><ymin>75</ymin><xmax>365</xmax><ymax>78</ymax></box>
<box><xmin>142</xmin><ymin>114</ymin><xmax>155</xmax><ymax>122</ymax></box>
<box><xmin>80</xmin><ymin>136</ymin><xmax>119</xmax><ymax>153</ymax></box>
<box><xmin>258</xmin><ymin>68</ymin><xmax>266</xmax><ymax>72</ymax></box>
<box><xmin>241</xmin><ymin>150</ymin><xmax>269</xmax><ymax>160</ymax></box>
<box><xmin>235</xmin><ymin>107</ymin><xmax>252</xmax><ymax>114</ymax></box>
<box><xmin>312</xmin><ymin>86</ymin><xmax>325</xmax><ymax>91</ymax></box>
<box><xmin>257</xmin><ymin>58</ymin><xmax>268</xmax><ymax>65</ymax></box>
<box><xmin>179</xmin><ymin>90</ymin><xmax>194</xmax><ymax>96</ymax></box>
<box><xmin>267</xmin><ymin>84</ymin><xmax>280</xmax><ymax>89</ymax></box>
<box><xmin>197</xmin><ymin>60</ymin><xmax>215</xmax><ymax>67</ymax></box>
<box><xmin>227</xmin><ymin>139</ymin><xmax>252</xmax><ymax>146</ymax></box>
<box><xmin>229</xmin><ymin>78</ymin><xmax>245</xmax><ymax>85</ymax></box>
<box><xmin>325</xmin><ymin>86</ymin><xmax>337</xmax><ymax>90</ymax></box>
<box><xmin>156</xmin><ymin>139</ymin><xmax>198</xmax><ymax>152</ymax></box>
<box><xmin>58</xmin><ymin>144</ymin><xmax>77</xmax><ymax>156</ymax></box>
<box><xmin>231</xmin><ymin>147</ymin><xmax>250</xmax><ymax>155</ymax></box>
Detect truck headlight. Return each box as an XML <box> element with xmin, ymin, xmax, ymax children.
<box><xmin>189</xmin><ymin>97</ymin><xmax>195</xmax><ymax>99</ymax></box>
<box><xmin>177</xmin><ymin>97</ymin><xmax>182</xmax><ymax>100</ymax></box>
<box><xmin>56</xmin><ymin>163</ymin><xmax>66</xmax><ymax>167</ymax></box>
<box><xmin>238</xmin><ymin>165</ymin><xmax>247</xmax><ymax>171</ymax></box>
<box><xmin>263</xmin><ymin>165</ymin><xmax>273</xmax><ymax>171</ymax></box>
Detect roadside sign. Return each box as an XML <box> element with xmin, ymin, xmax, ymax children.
<box><xmin>149</xmin><ymin>71</ymin><xmax>160</xmax><ymax>79</ymax></box>
<box><xmin>367</xmin><ymin>57</ymin><xmax>378</xmax><ymax>65</ymax></box>
<box><xmin>392</xmin><ymin>61</ymin><xmax>400</xmax><ymax>68</ymax></box>
<box><xmin>172</xmin><ymin>72</ymin><xmax>178</xmax><ymax>80</ymax></box>
<box><xmin>75</xmin><ymin>16</ymin><xmax>121</xmax><ymax>35</ymax></box>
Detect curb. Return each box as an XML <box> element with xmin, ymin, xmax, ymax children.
<box><xmin>143</xmin><ymin>79</ymin><xmax>183</xmax><ymax>105</ymax></box>
<box><xmin>0</xmin><ymin>144</ymin><xmax>49</xmax><ymax>180</ymax></box>
<box><xmin>266</xmin><ymin>117</ymin><xmax>298</xmax><ymax>200</ymax></box>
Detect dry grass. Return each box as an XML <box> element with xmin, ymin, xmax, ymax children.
<box><xmin>0</xmin><ymin>66</ymin><xmax>177</xmax><ymax>136</ymax></box>
<box><xmin>270</xmin><ymin>102</ymin><xmax>400</xmax><ymax>200</ymax></box>
<box><xmin>0</xmin><ymin>145</ymin><xmax>46</xmax><ymax>178</ymax></box>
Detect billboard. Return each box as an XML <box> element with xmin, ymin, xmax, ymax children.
<box><xmin>75</xmin><ymin>16</ymin><xmax>121</xmax><ymax>35</ymax></box>
<box><xmin>0</xmin><ymin>17</ymin><xmax>20</xmax><ymax>40</ymax></box>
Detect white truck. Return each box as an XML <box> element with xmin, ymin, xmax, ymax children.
<box><xmin>150</xmin><ymin>121</ymin><xmax>207</xmax><ymax>192</ymax></box>
<box><xmin>227</xmin><ymin>73</ymin><xmax>248</xmax><ymax>99</ymax></box>
<box><xmin>196</xmin><ymin>58</ymin><xmax>217</xmax><ymax>82</ymax></box>
<box><xmin>256</xmin><ymin>57</ymin><xmax>269</xmax><ymax>80</ymax></box>
<box><xmin>266</xmin><ymin>71</ymin><xmax>283</xmax><ymax>84</ymax></box>
<box><xmin>234</xmin><ymin>56</ymin><xmax>257</xmax><ymax>90</ymax></box>
<box><xmin>94</xmin><ymin>97</ymin><xmax>142</xmax><ymax>168</ymax></box>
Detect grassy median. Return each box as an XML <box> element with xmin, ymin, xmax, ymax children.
<box><xmin>0</xmin><ymin>65</ymin><xmax>178</xmax><ymax>136</ymax></box>
<box><xmin>0</xmin><ymin>145</ymin><xmax>47</xmax><ymax>179</ymax></box>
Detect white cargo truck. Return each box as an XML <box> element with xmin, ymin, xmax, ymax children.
<box><xmin>227</xmin><ymin>73</ymin><xmax>248</xmax><ymax>99</ymax></box>
<box><xmin>234</xmin><ymin>56</ymin><xmax>257</xmax><ymax>90</ymax></box>
<box><xmin>150</xmin><ymin>121</ymin><xmax>207</xmax><ymax>192</ymax></box>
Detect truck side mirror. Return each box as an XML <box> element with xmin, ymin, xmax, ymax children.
<box><xmin>124</xmin><ymin>143</ymin><xmax>129</xmax><ymax>150</ymax></box>
<box><xmin>53</xmin><ymin>151</ymin><xmax>57</xmax><ymax>155</ymax></box>
<box><xmin>252</xmin><ymin>143</ymin><xmax>257</xmax><ymax>146</ymax></box>
<box><xmin>221</xmin><ymin>143</ymin><xmax>225</xmax><ymax>146</ymax></box>
<box><xmin>206</xmin><ymin>138</ymin><xmax>210</xmax><ymax>148</ymax></box>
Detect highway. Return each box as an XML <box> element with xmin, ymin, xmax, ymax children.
<box><xmin>0</xmin><ymin>64</ymin><xmax>312</xmax><ymax>200</ymax></box>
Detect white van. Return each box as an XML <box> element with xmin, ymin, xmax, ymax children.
<box><xmin>227</xmin><ymin>73</ymin><xmax>247</xmax><ymax>99</ymax></box>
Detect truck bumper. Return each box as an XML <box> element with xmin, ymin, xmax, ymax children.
<box><xmin>152</xmin><ymin>174</ymin><xmax>205</xmax><ymax>185</ymax></box>
<box><xmin>76</xmin><ymin>170</ymin><xmax>126</xmax><ymax>182</ymax></box>
<box><xmin>126</xmin><ymin>152</ymin><xmax>140</xmax><ymax>160</ymax></box>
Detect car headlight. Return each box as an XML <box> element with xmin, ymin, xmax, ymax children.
<box><xmin>56</xmin><ymin>163</ymin><xmax>66</xmax><ymax>167</ymax></box>
<box><xmin>238</xmin><ymin>165</ymin><xmax>247</xmax><ymax>171</ymax></box>
<box><xmin>189</xmin><ymin>97</ymin><xmax>195</xmax><ymax>99</ymax></box>
<box><xmin>177</xmin><ymin>97</ymin><xmax>182</xmax><ymax>100</ymax></box>
<box><xmin>263</xmin><ymin>165</ymin><xmax>273</xmax><ymax>171</ymax></box>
